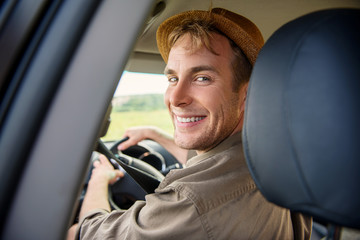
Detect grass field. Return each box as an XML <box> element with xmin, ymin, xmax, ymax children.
<box><xmin>102</xmin><ymin>109</ymin><xmax>174</xmax><ymax>141</ymax></box>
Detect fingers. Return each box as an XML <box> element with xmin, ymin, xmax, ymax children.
<box><xmin>98</xmin><ymin>154</ymin><xmax>112</xmax><ymax>166</ymax></box>
<box><xmin>92</xmin><ymin>155</ymin><xmax>124</xmax><ymax>184</ymax></box>
<box><xmin>118</xmin><ymin>138</ymin><xmax>137</xmax><ymax>151</ymax></box>
<box><xmin>92</xmin><ymin>155</ymin><xmax>111</xmax><ymax>168</ymax></box>
<box><xmin>109</xmin><ymin>169</ymin><xmax>124</xmax><ymax>185</ymax></box>
<box><xmin>93</xmin><ymin>159</ymin><xmax>101</xmax><ymax>167</ymax></box>
<box><xmin>117</xmin><ymin>126</ymin><xmax>152</xmax><ymax>151</ymax></box>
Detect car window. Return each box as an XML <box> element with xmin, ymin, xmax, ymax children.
<box><xmin>102</xmin><ymin>71</ymin><xmax>173</xmax><ymax>141</ymax></box>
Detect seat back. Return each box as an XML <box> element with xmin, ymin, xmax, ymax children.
<box><xmin>242</xmin><ymin>9</ymin><xmax>360</xmax><ymax>229</ymax></box>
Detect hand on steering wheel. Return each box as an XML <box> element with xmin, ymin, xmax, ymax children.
<box><xmin>96</xmin><ymin>139</ymin><xmax>164</xmax><ymax>194</ymax></box>
<box><xmin>92</xmin><ymin>155</ymin><xmax>124</xmax><ymax>185</ymax></box>
<box><xmin>117</xmin><ymin>126</ymin><xmax>163</xmax><ymax>151</ymax></box>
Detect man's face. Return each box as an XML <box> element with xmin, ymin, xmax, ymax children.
<box><xmin>164</xmin><ymin>33</ymin><xmax>247</xmax><ymax>154</ymax></box>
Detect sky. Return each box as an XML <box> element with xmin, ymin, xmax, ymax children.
<box><xmin>114</xmin><ymin>71</ymin><xmax>168</xmax><ymax>97</ymax></box>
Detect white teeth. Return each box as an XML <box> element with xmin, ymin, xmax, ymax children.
<box><xmin>176</xmin><ymin>116</ymin><xmax>205</xmax><ymax>123</ymax></box>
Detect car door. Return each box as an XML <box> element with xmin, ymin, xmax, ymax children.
<box><xmin>0</xmin><ymin>0</ymin><xmax>155</xmax><ymax>239</ymax></box>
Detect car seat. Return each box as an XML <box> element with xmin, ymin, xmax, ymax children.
<box><xmin>242</xmin><ymin>8</ymin><xmax>360</xmax><ymax>239</ymax></box>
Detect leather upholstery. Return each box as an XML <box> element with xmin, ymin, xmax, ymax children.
<box><xmin>242</xmin><ymin>9</ymin><xmax>360</xmax><ymax>229</ymax></box>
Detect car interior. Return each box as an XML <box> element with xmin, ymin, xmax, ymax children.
<box><xmin>0</xmin><ymin>0</ymin><xmax>359</xmax><ymax>239</ymax></box>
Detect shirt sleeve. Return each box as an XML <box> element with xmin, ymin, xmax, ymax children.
<box><xmin>77</xmin><ymin>187</ymin><xmax>208</xmax><ymax>239</ymax></box>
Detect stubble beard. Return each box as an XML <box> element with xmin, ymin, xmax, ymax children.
<box><xmin>173</xmin><ymin>96</ymin><xmax>242</xmax><ymax>153</ymax></box>
<box><xmin>173</xmin><ymin>115</ymin><xmax>240</xmax><ymax>153</ymax></box>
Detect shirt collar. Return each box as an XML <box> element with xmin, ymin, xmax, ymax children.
<box><xmin>186</xmin><ymin>131</ymin><xmax>243</xmax><ymax>167</ymax></box>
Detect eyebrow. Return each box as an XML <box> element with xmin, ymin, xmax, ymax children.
<box><xmin>164</xmin><ymin>65</ymin><xmax>219</xmax><ymax>75</ymax></box>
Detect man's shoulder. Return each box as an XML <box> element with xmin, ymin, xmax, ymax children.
<box><xmin>158</xmin><ymin>144</ymin><xmax>255</xmax><ymax>211</ymax></box>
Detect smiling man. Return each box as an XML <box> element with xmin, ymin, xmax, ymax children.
<box><xmin>69</xmin><ymin>8</ymin><xmax>312</xmax><ymax>240</ymax></box>
<box><xmin>164</xmin><ymin>32</ymin><xmax>247</xmax><ymax>154</ymax></box>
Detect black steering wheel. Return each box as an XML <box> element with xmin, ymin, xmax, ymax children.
<box><xmin>74</xmin><ymin>138</ymin><xmax>181</xmax><ymax>219</ymax></box>
<box><xmin>94</xmin><ymin>138</ymin><xmax>181</xmax><ymax>210</ymax></box>
<box><xmin>96</xmin><ymin>139</ymin><xmax>164</xmax><ymax>192</ymax></box>
<box><xmin>92</xmin><ymin>139</ymin><xmax>162</xmax><ymax>210</ymax></box>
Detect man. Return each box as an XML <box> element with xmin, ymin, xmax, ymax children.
<box><xmin>68</xmin><ymin>8</ymin><xmax>312</xmax><ymax>239</ymax></box>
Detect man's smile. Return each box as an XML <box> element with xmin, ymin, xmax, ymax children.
<box><xmin>176</xmin><ymin>116</ymin><xmax>206</xmax><ymax>123</ymax></box>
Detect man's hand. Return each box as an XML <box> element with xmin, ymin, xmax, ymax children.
<box><xmin>117</xmin><ymin>126</ymin><xmax>158</xmax><ymax>151</ymax></box>
<box><xmin>67</xmin><ymin>155</ymin><xmax>124</xmax><ymax>240</ymax></box>
<box><xmin>91</xmin><ymin>154</ymin><xmax>124</xmax><ymax>185</ymax></box>
<box><xmin>118</xmin><ymin>126</ymin><xmax>188</xmax><ymax>164</ymax></box>
<box><xmin>79</xmin><ymin>154</ymin><xmax>124</xmax><ymax>221</ymax></box>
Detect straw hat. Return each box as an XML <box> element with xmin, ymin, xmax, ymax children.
<box><xmin>156</xmin><ymin>8</ymin><xmax>264</xmax><ymax>66</ymax></box>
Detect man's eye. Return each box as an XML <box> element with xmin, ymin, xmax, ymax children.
<box><xmin>168</xmin><ymin>77</ymin><xmax>178</xmax><ymax>83</ymax></box>
<box><xmin>197</xmin><ymin>76</ymin><xmax>210</xmax><ymax>82</ymax></box>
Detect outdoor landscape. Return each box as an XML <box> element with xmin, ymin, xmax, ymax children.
<box><xmin>102</xmin><ymin>94</ymin><xmax>173</xmax><ymax>141</ymax></box>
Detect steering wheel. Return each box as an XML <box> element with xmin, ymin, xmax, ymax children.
<box><xmin>98</xmin><ymin>138</ymin><xmax>182</xmax><ymax>210</ymax></box>
<box><xmin>96</xmin><ymin>139</ymin><xmax>164</xmax><ymax>191</ymax></box>
<box><xmin>74</xmin><ymin>138</ymin><xmax>181</xmax><ymax>217</ymax></box>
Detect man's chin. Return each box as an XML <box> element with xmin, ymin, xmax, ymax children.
<box><xmin>174</xmin><ymin>134</ymin><xmax>196</xmax><ymax>150</ymax></box>
<box><xmin>174</xmin><ymin>133</ymin><xmax>208</xmax><ymax>151</ymax></box>
<box><xmin>174</xmin><ymin>139</ymin><xmax>194</xmax><ymax>150</ymax></box>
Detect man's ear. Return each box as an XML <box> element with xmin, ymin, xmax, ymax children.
<box><xmin>237</xmin><ymin>81</ymin><xmax>249</xmax><ymax>132</ymax></box>
<box><xmin>239</xmin><ymin>82</ymin><xmax>249</xmax><ymax>111</ymax></box>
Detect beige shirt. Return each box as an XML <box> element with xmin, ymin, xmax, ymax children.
<box><xmin>78</xmin><ymin>132</ymin><xmax>312</xmax><ymax>239</ymax></box>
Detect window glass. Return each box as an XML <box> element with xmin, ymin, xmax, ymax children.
<box><xmin>102</xmin><ymin>71</ymin><xmax>173</xmax><ymax>141</ymax></box>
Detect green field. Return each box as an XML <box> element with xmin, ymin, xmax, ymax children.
<box><xmin>102</xmin><ymin>109</ymin><xmax>174</xmax><ymax>141</ymax></box>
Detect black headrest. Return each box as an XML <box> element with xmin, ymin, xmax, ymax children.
<box><xmin>242</xmin><ymin>9</ymin><xmax>360</xmax><ymax>229</ymax></box>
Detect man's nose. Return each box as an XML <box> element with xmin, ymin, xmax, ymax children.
<box><xmin>167</xmin><ymin>80</ymin><xmax>192</xmax><ymax>107</ymax></box>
